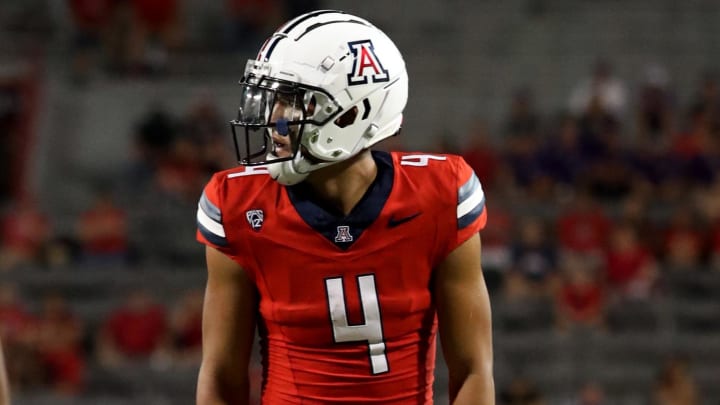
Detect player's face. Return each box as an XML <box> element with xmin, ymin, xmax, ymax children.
<box><xmin>268</xmin><ymin>92</ymin><xmax>303</xmax><ymax>159</ymax></box>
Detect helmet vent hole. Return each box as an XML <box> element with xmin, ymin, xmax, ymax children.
<box><xmin>334</xmin><ymin>106</ymin><xmax>358</xmax><ymax>128</ymax></box>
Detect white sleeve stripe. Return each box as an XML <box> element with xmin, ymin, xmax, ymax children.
<box><xmin>197</xmin><ymin>207</ymin><xmax>226</xmax><ymax>238</ymax></box>
<box><xmin>199</xmin><ymin>192</ymin><xmax>221</xmax><ymax>222</ymax></box>
<box><xmin>457</xmin><ymin>187</ymin><xmax>485</xmax><ymax>218</ymax></box>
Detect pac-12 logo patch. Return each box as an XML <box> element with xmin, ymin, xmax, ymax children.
<box><xmin>245</xmin><ymin>209</ymin><xmax>264</xmax><ymax>232</ymax></box>
<box><xmin>334</xmin><ymin>225</ymin><xmax>354</xmax><ymax>242</ymax></box>
<box><xmin>347</xmin><ymin>39</ymin><xmax>390</xmax><ymax>86</ymax></box>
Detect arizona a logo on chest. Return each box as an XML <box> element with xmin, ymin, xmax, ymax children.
<box><xmin>334</xmin><ymin>225</ymin><xmax>354</xmax><ymax>242</ymax></box>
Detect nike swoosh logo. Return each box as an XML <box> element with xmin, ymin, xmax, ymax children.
<box><xmin>387</xmin><ymin>212</ymin><xmax>422</xmax><ymax>228</ymax></box>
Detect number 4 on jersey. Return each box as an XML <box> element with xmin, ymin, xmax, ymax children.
<box><xmin>324</xmin><ymin>274</ymin><xmax>389</xmax><ymax>375</ymax></box>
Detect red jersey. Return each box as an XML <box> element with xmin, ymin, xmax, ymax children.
<box><xmin>196</xmin><ymin>151</ymin><xmax>487</xmax><ymax>404</ymax></box>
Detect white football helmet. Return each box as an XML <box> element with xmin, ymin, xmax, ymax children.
<box><xmin>230</xmin><ymin>10</ymin><xmax>408</xmax><ymax>185</ymax></box>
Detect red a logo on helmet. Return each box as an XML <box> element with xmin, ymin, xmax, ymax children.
<box><xmin>347</xmin><ymin>40</ymin><xmax>390</xmax><ymax>86</ymax></box>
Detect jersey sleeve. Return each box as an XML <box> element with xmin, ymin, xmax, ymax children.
<box><xmin>453</xmin><ymin>156</ymin><xmax>488</xmax><ymax>245</ymax></box>
<box><xmin>196</xmin><ymin>174</ymin><xmax>235</xmax><ymax>255</ymax></box>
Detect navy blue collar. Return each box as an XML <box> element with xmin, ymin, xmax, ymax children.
<box><xmin>286</xmin><ymin>151</ymin><xmax>394</xmax><ymax>250</ymax></box>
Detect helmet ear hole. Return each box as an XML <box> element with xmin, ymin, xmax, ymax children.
<box><xmin>333</xmin><ymin>106</ymin><xmax>358</xmax><ymax>128</ymax></box>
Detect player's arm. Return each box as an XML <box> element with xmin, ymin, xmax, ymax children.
<box><xmin>434</xmin><ymin>233</ymin><xmax>495</xmax><ymax>405</ymax></box>
<box><xmin>196</xmin><ymin>246</ymin><xmax>257</xmax><ymax>405</ymax></box>
<box><xmin>0</xmin><ymin>335</ymin><xmax>9</xmax><ymax>405</ymax></box>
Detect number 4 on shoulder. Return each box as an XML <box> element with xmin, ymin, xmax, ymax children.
<box><xmin>400</xmin><ymin>154</ymin><xmax>447</xmax><ymax>167</ymax></box>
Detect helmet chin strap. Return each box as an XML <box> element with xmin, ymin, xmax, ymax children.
<box><xmin>266</xmin><ymin>148</ymin><xmax>338</xmax><ymax>186</ymax></box>
<box><xmin>267</xmin><ymin>158</ymin><xmax>309</xmax><ymax>186</ymax></box>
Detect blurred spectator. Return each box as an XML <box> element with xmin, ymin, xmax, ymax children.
<box><xmin>661</xmin><ymin>207</ymin><xmax>707</xmax><ymax>270</ymax></box>
<box><xmin>584</xmin><ymin>135</ymin><xmax>634</xmax><ymax>202</ymax></box>
<box><xmin>479</xmin><ymin>204</ymin><xmax>515</xmax><ymax>292</ymax></box>
<box><xmin>627</xmin><ymin>136</ymin><xmax>680</xmax><ymax>194</ymax></box>
<box><xmin>556</xmin><ymin>190</ymin><xmax>610</xmax><ymax>260</ymax></box>
<box><xmin>35</xmin><ymin>293</ymin><xmax>85</xmax><ymax>394</ymax></box>
<box><xmin>617</xmin><ymin>193</ymin><xmax>657</xmax><ymax>242</ymax></box>
<box><xmin>694</xmin><ymin>176</ymin><xmax>720</xmax><ymax>223</ymax></box>
<box><xmin>182</xmin><ymin>93</ymin><xmax>234</xmax><ymax>173</ymax></box>
<box><xmin>510</xmin><ymin>217</ymin><xmax>558</xmax><ymax>297</ymax></box>
<box><xmin>665</xmin><ymin>229</ymin><xmax>706</xmax><ymax>272</ymax></box>
<box><xmin>42</xmin><ymin>236</ymin><xmax>81</xmax><ymax>269</ymax></box>
<box><xmin>169</xmin><ymin>289</ymin><xmax>203</xmax><ymax>366</ymax></box>
<box><xmin>603</xmin><ymin>222</ymin><xmax>658</xmax><ymax>301</ymax></box>
<box><xmin>504</xmin><ymin>133</ymin><xmax>543</xmax><ymax>188</ymax></box>
<box><xmin>130</xmin><ymin>105</ymin><xmax>178</xmax><ymax>184</ymax></box>
<box><xmin>461</xmin><ymin>121</ymin><xmax>501</xmax><ymax>191</ymax></box>
<box><xmin>536</xmin><ymin>116</ymin><xmax>586</xmax><ymax>187</ymax></box>
<box><xmin>636</xmin><ymin>63</ymin><xmax>675</xmax><ymax>144</ymax></box>
<box><xmin>555</xmin><ymin>254</ymin><xmax>605</xmax><ymax>332</ymax></box>
<box><xmin>127</xmin><ymin>0</ymin><xmax>184</xmax><ymax>75</ymax></box>
<box><xmin>0</xmin><ymin>197</ymin><xmax>51</xmax><ymax>271</ymax></box>
<box><xmin>652</xmin><ymin>357</ymin><xmax>699</xmax><ymax>405</ymax></box>
<box><xmin>0</xmin><ymin>284</ymin><xmax>34</xmax><ymax>348</ymax></box>
<box><xmin>503</xmin><ymin>87</ymin><xmax>541</xmax><ymax>138</ymax></box>
<box><xmin>155</xmin><ymin>137</ymin><xmax>206</xmax><ymax>202</ymax></box>
<box><xmin>96</xmin><ymin>289</ymin><xmax>169</xmax><ymax>368</ymax></box>
<box><xmin>75</xmin><ymin>190</ymin><xmax>129</xmax><ymax>265</ymax></box>
<box><xmin>562</xmin><ymin>382</ymin><xmax>606</xmax><ymax>405</ymax></box>
<box><xmin>0</xmin><ymin>284</ymin><xmax>42</xmax><ymax>391</ymax></box>
<box><xmin>499</xmin><ymin>376</ymin><xmax>546</xmax><ymax>405</ymax></box>
<box><xmin>575</xmin><ymin>95</ymin><xmax>620</xmax><ymax>162</ymax></box>
<box><xmin>568</xmin><ymin>59</ymin><xmax>628</xmax><ymax>119</ymax></box>
<box><xmin>66</xmin><ymin>0</ymin><xmax>117</xmax><ymax>84</ymax></box>
<box><xmin>670</xmin><ymin>104</ymin><xmax>719</xmax><ymax>186</ymax></box>
<box><xmin>689</xmin><ymin>71</ymin><xmax>720</xmax><ymax>133</ymax></box>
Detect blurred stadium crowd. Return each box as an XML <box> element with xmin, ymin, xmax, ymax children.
<box><xmin>1</xmin><ymin>0</ymin><xmax>720</xmax><ymax>404</ymax></box>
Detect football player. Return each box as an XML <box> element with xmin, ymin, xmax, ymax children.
<box><xmin>196</xmin><ymin>10</ymin><xmax>494</xmax><ymax>404</ymax></box>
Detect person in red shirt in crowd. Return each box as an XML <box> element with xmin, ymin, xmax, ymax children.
<box><xmin>478</xmin><ymin>204</ymin><xmax>515</xmax><ymax>293</ymax></box>
<box><xmin>461</xmin><ymin>121</ymin><xmax>501</xmax><ymax>192</ymax></box>
<box><xmin>67</xmin><ymin>0</ymin><xmax>117</xmax><ymax>83</ymax></box>
<box><xmin>603</xmin><ymin>222</ymin><xmax>658</xmax><ymax>300</ymax></box>
<box><xmin>96</xmin><ymin>289</ymin><xmax>168</xmax><ymax>368</ymax></box>
<box><xmin>76</xmin><ymin>190</ymin><xmax>128</xmax><ymax>264</ymax></box>
<box><xmin>0</xmin><ymin>283</ymin><xmax>42</xmax><ymax>391</ymax></box>
<box><xmin>35</xmin><ymin>293</ymin><xmax>85</xmax><ymax>394</ymax></box>
<box><xmin>556</xmin><ymin>190</ymin><xmax>611</xmax><ymax>260</ymax></box>
<box><xmin>555</xmin><ymin>254</ymin><xmax>606</xmax><ymax>332</ymax></box>
<box><xmin>0</xmin><ymin>197</ymin><xmax>51</xmax><ymax>271</ymax></box>
<box><xmin>662</xmin><ymin>207</ymin><xmax>707</xmax><ymax>271</ymax></box>
<box><xmin>127</xmin><ymin>0</ymin><xmax>183</xmax><ymax>74</ymax></box>
<box><xmin>155</xmin><ymin>137</ymin><xmax>206</xmax><ymax>202</ymax></box>
<box><xmin>169</xmin><ymin>289</ymin><xmax>203</xmax><ymax>366</ymax></box>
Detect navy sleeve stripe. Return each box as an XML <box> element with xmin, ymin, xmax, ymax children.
<box><xmin>458</xmin><ymin>196</ymin><xmax>485</xmax><ymax>230</ymax></box>
<box><xmin>197</xmin><ymin>220</ymin><xmax>229</xmax><ymax>247</ymax></box>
